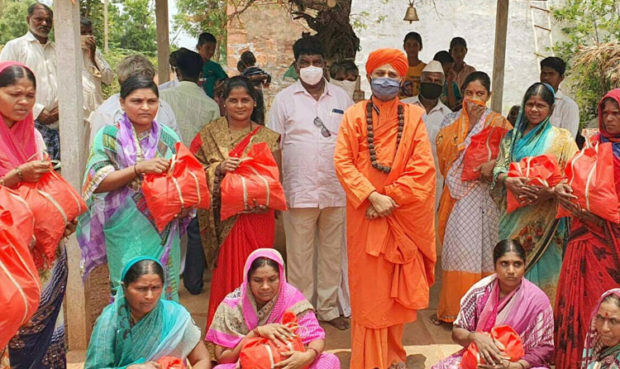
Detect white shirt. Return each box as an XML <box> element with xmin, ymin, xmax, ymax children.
<box><xmin>159</xmin><ymin>78</ymin><xmax>179</xmax><ymax>91</ymax></box>
<box><xmin>0</xmin><ymin>32</ymin><xmax>58</xmax><ymax>128</ymax></box>
<box><xmin>159</xmin><ymin>81</ymin><xmax>220</xmax><ymax>147</ymax></box>
<box><xmin>402</xmin><ymin>95</ymin><xmax>452</xmax><ymax>207</ymax></box>
<box><xmin>83</xmin><ymin>49</ymin><xmax>114</xmax><ymax>121</ymax></box>
<box><xmin>550</xmin><ymin>90</ymin><xmax>580</xmax><ymax>138</ymax></box>
<box><xmin>268</xmin><ymin>80</ymin><xmax>354</xmax><ymax>208</ymax></box>
<box><xmin>87</xmin><ymin>93</ymin><xmax>182</xmax><ymax>147</ymax></box>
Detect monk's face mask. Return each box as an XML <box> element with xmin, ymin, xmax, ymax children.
<box><xmin>370</xmin><ymin>77</ymin><xmax>400</xmax><ymax>101</ymax></box>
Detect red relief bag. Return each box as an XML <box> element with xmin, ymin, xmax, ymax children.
<box><xmin>156</xmin><ymin>357</ymin><xmax>186</xmax><ymax>369</ymax></box>
<box><xmin>220</xmin><ymin>142</ymin><xmax>287</xmax><ymax>221</ymax></box>
<box><xmin>506</xmin><ymin>154</ymin><xmax>562</xmax><ymax>214</ymax></box>
<box><xmin>461</xmin><ymin>325</ymin><xmax>525</xmax><ymax>369</ymax></box>
<box><xmin>16</xmin><ymin>168</ymin><xmax>87</xmax><ymax>269</ymax></box>
<box><xmin>239</xmin><ymin>310</ymin><xmax>308</xmax><ymax>369</ymax></box>
<box><xmin>462</xmin><ymin>126</ymin><xmax>510</xmax><ymax>182</ymax></box>
<box><xmin>557</xmin><ymin>142</ymin><xmax>619</xmax><ymax>222</ymax></box>
<box><xmin>142</xmin><ymin>142</ymin><xmax>211</xmax><ymax>232</ymax></box>
<box><xmin>0</xmin><ymin>186</ymin><xmax>35</xmax><ymax>248</ymax></box>
<box><xmin>0</xmin><ymin>194</ymin><xmax>41</xmax><ymax>349</ymax></box>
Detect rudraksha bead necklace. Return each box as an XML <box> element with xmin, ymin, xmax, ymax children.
<box><xmin>366</xmin><ymin>100</ymin><xmax>404</xmax><ymax>173</ymax></box>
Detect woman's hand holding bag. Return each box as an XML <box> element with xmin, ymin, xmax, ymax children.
<box><xmin>505</xmin><ymin>154</ymin><xmax>562</xmax><ymax>213</ymax></box>
<box><xmin>556</xmin><ymin>142</ymin><xmax>619</xmax><ymax>223</ymax></box>
<box><xmin>219</xmin><ymin>142</ymin><xmax>287</xmax><ymax>220</ymax></box>
<box><xmin>141</xmin><ymin>143</ymin><xmax>211</xmax><ymax>232</ymax></box>
<box><xmin>16</xmin><ymin>164</ymin><xmax>87</xmax><ymax>268</ymax></box>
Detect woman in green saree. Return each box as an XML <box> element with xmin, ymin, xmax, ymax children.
<box><xmin>492</xmin><ymin>82</ymin><xmax>577</xmax><ymax>304</ymax></box>
<box><xmin>78</xmin><ymin>75</ymin><xmax>187</xmax><ymax>301</ymax></box>
<box><xmin>85</xmin><ymin>257</ymin><xmax>211</xmax><ymax>369</ymax></box>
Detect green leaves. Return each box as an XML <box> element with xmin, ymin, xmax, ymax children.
<box><xmin>551</xmin><ymin>0</ymin><xmax>620</xmax><ymax>128</ymax></box>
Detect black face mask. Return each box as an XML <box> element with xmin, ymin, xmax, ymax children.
<box><xmin>420</xmin><ymin>82</ymin><xmax>443</xmax><ymax>100</ymax></box>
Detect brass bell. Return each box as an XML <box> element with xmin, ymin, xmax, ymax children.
<box><xmin>403</xmin><ymin>1</ymin><xmax>419</xmax><ymax>23</ymax></box>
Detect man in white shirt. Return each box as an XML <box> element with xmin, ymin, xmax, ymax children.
<box><xmin>80</xmin><ymin>16</ymin><xmax>114</xmax><ymax>148</ymax></box>
<box><xmin>160</xmin><ymin>48</ymin><xmax>219</xmax><ymax>147</ymax></box>
<box><xmin>402</xmin><ymin>61</ymin><xmax>452</xmax><ymax>206</ymax></box>
<box><xmin>268</xmin><ymin>36</ymin><xmax>354</xmax><ymax>330</ymax></box>
<box><xmin>540</xmin><ymin>56</ymin><xmax>580</xmax><ymax>138</ymax></box>
<box><xmin>88</xmin><ymin>54</ymin><xmax>181</xmax><ymax>147</ymax></box>
<box><xmin>0</xmin><ymin>3</ymin><xmax>59</xmax><ymax>159</ymax></box>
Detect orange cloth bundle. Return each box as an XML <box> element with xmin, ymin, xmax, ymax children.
<box><xmin>462</xmin><ymin>126</ymin><xmax>509</xmax><ymax>182</ymax></box>
<box><xmin>16</xmin><ymin>168</ymin><xmax>87</xmax><ymax>269</ymax></box>
<box><xmin>239</xmin><ymin>310</ymin><xmax>308</xmax><ymax>369</ymax></box>
<box><xmin>0</xmin><ymin>187</ymin><xmax>41</xmax><ymax>349</ymax></box>
<box><xmin>461</xmin><ymin>325</ymin><xmax>525</xmax><ymax>369</ymax></box>
<box><xmin>156</xmin><ymin>357</ymin><xmax>186</xmax><ymax>369</ymax></box>
<box><xmin>220</xmin><ymin>142</ymin><xmax>286</xmax><ymax>221</ymax></box>
<box><xmin>506</xmin><ymin>154</ymin><xmax>562</xmax><ymax>213</ymax></box>
<box><xmin>142</xmin><ymin>142</ymin><xmax>211</xmax><ymax>232</ymax></box>
<box><xmin>557</xmin><ymin>142</ymin><xmax>619</xmax><ymax>223</ymax></box>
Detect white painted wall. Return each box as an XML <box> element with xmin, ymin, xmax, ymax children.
<box><xmin>351</xmin><ymin>0</ymin><xmax>559</xmax><ymax>113</ymax></box>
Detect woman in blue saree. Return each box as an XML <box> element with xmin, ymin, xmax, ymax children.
<box><xmin>85</xmin><ymin>257</ymin><xmax>211</xmax><ymax>369</ymax></box>
<box><xmin>492</xmin><ymin>82</ymin><xmax>577</xmax><ymax>304</ymax></box>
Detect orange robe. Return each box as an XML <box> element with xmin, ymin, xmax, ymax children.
<box><xmin>334</xmin><ymin>97</ymin><xmax>437</xmax><ymax>369</ymax></box>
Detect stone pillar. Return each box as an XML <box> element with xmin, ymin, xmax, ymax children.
<box><xmin>156</xmin><ymin>0</ymin><xmax>170</xmax><ymax>84</ymax></box>
<box><xmin>491</xmin><ymin>0</ymin><xmax>509</xmax><ymax>113</ymax></box>
<box><xmin>53</xmin><ymin>0</ymin><xmax>88</xmax><ymax>350</ymax></box>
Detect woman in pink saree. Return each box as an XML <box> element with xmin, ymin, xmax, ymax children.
<box><xmin>206</xmin><ymin>248</ymin><xmax>340</xmax><ymax>369</ymax></box>
<box><xmin>433</xmin><ymin>239</ymin><xmax>554</xmax><ymax>369</ymax></box>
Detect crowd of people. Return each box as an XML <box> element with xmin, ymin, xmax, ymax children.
<box><xmin>0</xmin><ymin>3</ymin><xmax>618</xmax><ymax>369</ymax></box>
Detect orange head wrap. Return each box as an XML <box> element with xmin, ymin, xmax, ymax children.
<box><xmin>365</xmin><ymin>48</ymin><xmax>408</xmax><ymax>77</ymax></box>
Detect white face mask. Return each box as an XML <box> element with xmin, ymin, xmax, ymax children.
<box><xmin>331</xmin><ymin>79</ymin><xmax>357</xmax><ymax>99</ymax></box>
<box><xmin>299</xmin><ymin>66</ymin><xmax>324</xmax><ymax>85</ymax></box>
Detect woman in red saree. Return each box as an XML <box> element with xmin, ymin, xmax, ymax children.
<box><xmin>190</xmin><ymin>76</ymin><xmax>281</xmax><ymax>328</ymax></box>
<box><xmin>554</xmin><ymin>88</ymin><xmax>620</xmax><ymax>369</ymax></box>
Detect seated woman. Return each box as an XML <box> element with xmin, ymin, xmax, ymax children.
<box><xmin>85</xmin><ymin>257</ymin><xmax>210</xmax><ymax>369</ymax></box>
<box><xmin>581</xmin><ymin>289</ymin><xmax>620</xmax><ymax>369</ymax></box>
<box><xmin>432</xmin><ymin>239</ymin><xmax>554</xmax><ymax>369</ymax></box>
<box><xmin>207</xmin><ymin>248</ymin><xmax>340</xmax><ymax>369</ymax></box>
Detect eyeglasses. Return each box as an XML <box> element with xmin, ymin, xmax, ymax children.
<box><xmin>313</xmin><ymin>116</ymin><xmax>331</xmax><ymax>138</ymax></box>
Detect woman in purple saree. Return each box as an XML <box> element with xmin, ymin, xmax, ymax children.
<box><xmin>433</xmin><ymin>239</ymin><xmax>554</xmax><ymax>369</ymax></box>
<box><xmin>206</xmin><ymin>248</ymin><xmax>340</xmax><ymax>369</ymax></box>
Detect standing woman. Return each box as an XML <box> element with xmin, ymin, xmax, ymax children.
<box><xmin>434</xmin><ymin>71</ymin><xmax>512</xmax><ymax>324</ymax></box>
<box><xmin>190</xmin><ymin>76</ymin><xmax>280</xmax><ymax>327</ymax></box>
<box><xmin>0</xmin><ymin>62</ymin><xmax>73</xmax><ymax>368</ymax></box>
<box><xmin>77</xmin><ymin>75</ymin><xmax>185</xmax><ymax>302</ymax></box>
<box><xmin>492</xmin><ymin>82</ymin><xmax>578</xmax><ymax>304</ymax></box>
<box><xmin>554</xmin><ymin>89</ymin><xmax>620</xmax><ymax>369</ymax></box>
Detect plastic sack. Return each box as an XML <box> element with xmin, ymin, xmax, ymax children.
<box><xmin>239</xmin><ymin>310</ymin><xmax>308</xmax><ymax>369</ymax></box>
<box><xmin>462</xmin><ymin>126</ymin><xmax>509</xmax><ymax>182</ymax></box>
<box><xmin>156</xmin><ymin>357</ymin><xmax>186</xmax><ymax>369</ymax></box>
<box><xmin>0</xmin><ymin>186</ymin><xmax>35</xmax><ymax>248</ymax></box>
<box><xmin>557</xmin><ymin>142</ymin><xmax>619</xmax><ymax>223</ymax></box>
<box><xmin>16</xmin><ymin>167</ymin><xmax>87</xmax><ymax>269</ymax></box>
<box><xmin>461</xmin><ymin>325</ymin><xmax>525</xmax><ymax>369</ymax></box>
<box><xmin>506</xmin><ymin>154</ymin><xmax>562</xmax><ymax>213</ymax></box>
<box><xmin>0</xmin><ymin>191</ymin><xmax>41</xmax><ymax>349</ymax></box>
<box><xmin>220</xmin><ymin>142</ymin><xmax>286</xmax><ymax>221</ymax></box>
<box><xmin>142</xmin><ymin>142</ymin><xmax>211</xmax><ymax>232</ymax></box>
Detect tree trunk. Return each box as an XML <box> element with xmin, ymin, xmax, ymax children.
<box><xmin>289</xmin><ymin>0</ymin><xmax>360</xmax><ymax>63</ymax></box>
